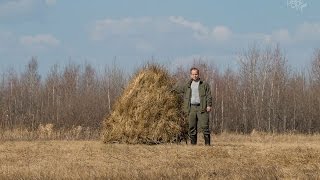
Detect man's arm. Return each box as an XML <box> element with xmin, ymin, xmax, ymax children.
<box><xmin>206</xmin><ymin>83</ymin><xmax>213</xmax><ymax>112</ymax></box>
<box><xmin>171</xmin><ymin>83</ymin><xmax>185</xmax><ymax>94</ymax></box>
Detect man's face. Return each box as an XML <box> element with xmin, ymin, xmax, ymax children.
<box><xmin>190</xmin><ymin>69</ymin><xmax>199</xmax><ymax>81</ymax></box>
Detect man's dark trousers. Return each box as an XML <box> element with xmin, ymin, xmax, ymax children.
<box><xmin>188</xmin><ymin>104</ymin><xmax>210</xmax><ymax>145</ymax></box>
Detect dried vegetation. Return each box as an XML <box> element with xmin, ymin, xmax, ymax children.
<box><xmin>102</xmin><ymin>64</ymin><xmax>186</xmax><ymax>144</ymax></box>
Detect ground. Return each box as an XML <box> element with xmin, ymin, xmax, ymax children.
<box><xmin>0</xmin><ymin>133</ymin><xmax>320</xmax><ymax>179</ymax></box>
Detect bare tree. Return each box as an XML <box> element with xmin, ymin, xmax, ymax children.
<box><xmin>19</xmin><ymin>58</ymin><xmax>41</xmax><ymax>129</ymax></box>
<box><xmin>309</xmin><ymin>49</ymin><xmax>320</xmax><ymax>133</ymax></box>
<box><xmin>44</xmin><ymin>64</ymin><xmax>61</xmax><ymax>126</ymax></box>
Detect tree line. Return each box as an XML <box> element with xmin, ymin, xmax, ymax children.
<box><xmin>0</xmin><ymin>59</ymin><xmax>126</xmax><ymax>130</ymax></box>
<box><xmin>175</xmin><ymin>45</ymin><xmax>320</xmax><ymax>134</ymax></box>
<box><xmin>0</xmin><ymin>45</ymin><xmax>320</xmax><ymax>134</ymax></box>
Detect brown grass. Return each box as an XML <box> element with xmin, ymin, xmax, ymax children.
<box><xmin>1</xmin><ymin>133</ymin><xmax>320</xmax><ymax>179</ymax></box>
<box><xmin>0</xmin><ymin>124</ymin><xmax>100</xmax><ymax>141</ymax></box>
<box><xmin>102</xmin><ymin>64</ymin><xmax>186</xmax><ymax>144</ymax></box>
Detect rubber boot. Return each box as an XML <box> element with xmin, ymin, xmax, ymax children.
<box><xmin>204</xmin><ymin>134</ymin><xmax>211</xmax><ymax>146</ymax></box>
<box><xmin>190</xmin><ymin>135</ymin><xmax>197</xmax><ymax>145</ymax></box>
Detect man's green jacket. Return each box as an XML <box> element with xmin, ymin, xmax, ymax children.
<box><xmin>175</xmin><ymin>79</ymin><xmax>213</xmax><ymax>114</ymax></box>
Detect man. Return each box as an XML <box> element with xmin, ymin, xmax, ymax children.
<box><xmin>176</xmin><ymin>67</ymin><xmax>213</xmax><ymax>145</ymax></box>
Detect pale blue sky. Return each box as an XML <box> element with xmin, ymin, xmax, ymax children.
<box><xmin>1</xmin><ymin>0</ymin><xmax>319</xmax><ymax>74</ymax></box>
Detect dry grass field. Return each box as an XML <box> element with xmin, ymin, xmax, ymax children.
<box><xmin>1</xmin><ymin>133</ymin><xmax>320</xmax><ymax>179</ymax></box>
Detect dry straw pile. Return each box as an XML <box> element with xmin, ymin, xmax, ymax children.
<box><xmin>102</xmin><ymin>64</ymin><xmax>186</xmax><ymax>144</ymax></box>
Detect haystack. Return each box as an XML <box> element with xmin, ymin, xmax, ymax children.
<box><xmin>102</xmin><ymin>64</ymin><xmax>186</xmax><ymax>144</ymax></box>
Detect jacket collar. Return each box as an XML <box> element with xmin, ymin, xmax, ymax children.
<box><xmin>188</xmin><ymin>79</ymin><xmax>203</xmax><ymax>87</ymax></box>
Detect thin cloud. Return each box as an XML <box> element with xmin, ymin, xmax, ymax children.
<box><xmin>234</xmin><ymin>30</ymin><xmax>291</xmax><ymax>45</ymax></box>
<box><xmin>135</xmin><ymin>40</ymin><xmax>155</xmax><ymax>53</ymax></box>
<box><xmin>295</xmin><ymin>22</ymin><xmax>320</xmax><ymax>41</ymax></box>
<box><xmin>91</xmin><ymin>17</ymin><xmax>152</xmax><ymax>41</ymax></box>
<box><xmin>169</xmin><ymin>16</ymin><xmax>232</xmax><ymax>42</ymax></box>
<box><xmin>20</xmin><ymin>34</ymin><xmax>60</xmax><ymax>47</ymax></box>
<box><xmin>169</xmin><ymin>16</ymin><xmax>209</xmax><ymax>39</ymax></box>
<box><xmin>244</xmin><ymin>22</ymin><xmax>320</xmax><ymax>44</ymax></box>
<box><xmin>242</xmin><ymin>22</ymin><xmax>320</xmax><ymax>44</ymax></box>
<box><xmin>212</xmin><ymin>26</ymin><xmax>232</xmax><ymax>41</ymax></box>
<box><xmin>271</xmin><ymin>29</ymin><xmax>291</xmax><ymax>43</ymax></box>
<box><xmin>0</xmin><ymin>0</ymin><xmax>35</xmax><ymax>17</ymax></box>
<box><xmin>0</xmin><ymin>0</ymin><xmax>55</xmax><ymax>19</ymax></box>
<box><xmin>88</xmin><ymin>16</ymin><xmax>319</xmax><ymax>62</ymax></box>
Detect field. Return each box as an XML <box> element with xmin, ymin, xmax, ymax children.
<box><xmin>1</xmin><ymin>133</ymin><xmax>320</xmax><ymax>179</ymax></box>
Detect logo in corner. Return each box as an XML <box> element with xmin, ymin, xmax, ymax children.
<box><xmin>287</xmin><ymin>0</ymin><xmax>308</xmax><ymax>13</ymax></box>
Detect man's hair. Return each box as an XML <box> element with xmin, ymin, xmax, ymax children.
<box><xmin>190</xmin><ymin>67</ymin><xmax>199</xmax><ymax>74</ymax></box>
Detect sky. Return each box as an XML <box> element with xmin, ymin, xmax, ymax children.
<box><xmin>0</xmin><ymin>0</ymin><xmax>320</xmax><ymax>75</ymax></box>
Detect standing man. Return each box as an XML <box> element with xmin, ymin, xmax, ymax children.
<box><xmin>177</xmin><ymin>67</ymin><xmax>213</xmax><ymax>145</ymax></box>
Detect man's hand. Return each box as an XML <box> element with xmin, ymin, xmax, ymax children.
<box><xmin>206</xmin><ymin>106</ymin><xmax>212</xmax><ymax>112</ymax></box>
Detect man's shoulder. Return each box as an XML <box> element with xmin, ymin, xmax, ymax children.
<box><xmin>200</xmin><ymin>80</ymin><xmax>210</xmax><ymax>86</ymax></box>
<box><xmin>184</xmin><ymin>80</ymin><xmax>192</xmax><ymax>86</ymax></box>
